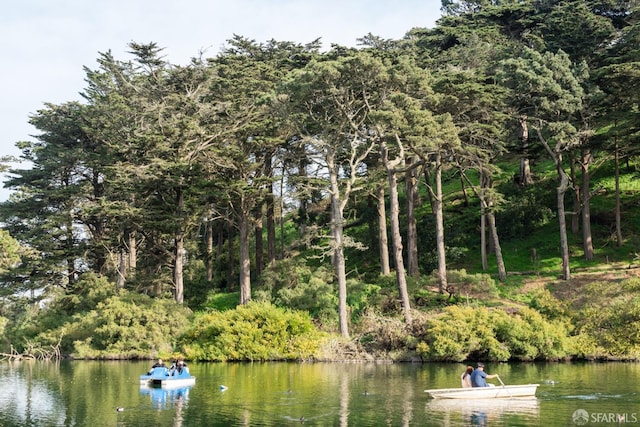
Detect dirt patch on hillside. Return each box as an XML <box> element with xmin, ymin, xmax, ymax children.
<box><xmin>519</xmin><ymin>264</ymin><xmax>640</xmax><ymax>308</ymax></box>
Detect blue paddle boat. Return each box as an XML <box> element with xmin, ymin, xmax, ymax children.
<box><xmin>140</xmin><ymin>366</ymin><xmax>196</xmax><ymax>388</ymax></box>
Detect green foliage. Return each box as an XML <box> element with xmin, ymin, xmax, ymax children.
<box><xmin>415</xmin><ymin>306</ymin><xmax>575</xmax><ymax>362</ymax></box>
<box><xmin>202</xmin><ymin>291</ymin><xmax>241</xmax><ymax>312</ymax></box>
<box><xmin>67</xmin><ymin>293</ymin><xmax>192</xmax><ymax>359</ymax></box>
<box><xmin>6</xmin><ymin>273</ymin><xmax>191</xmax><ymax>359</ymax></box>
<box><xmin>419</xmin><ymin>269</ymin><xmax>499</xmax><ymax>301</ymax></box>
<box><xmin>183</xmin><ymin>259</ymin><xmax>227</xmax><ymax>310</ymax></box>
<box><xmin>275</xmin><ymin>270</ymin><xmax>337</xmax><ymax>327</ymax></box>
<box><xmin>497</xmin><ymin>180</ymin><xmax>556</xmax><ymax>241</ymax></box>
<box><xmin>0</xmin><ymin>229</ymin><xmax>22</xmax><ymax>273</ymax></box>
<box><xmin>61</xmin><ymin>272</ymin><xmax>118</xmax><ymax>313</ymax></box>
<box><xmin>255</xmin><ymin>259</ymin><xmax>338</xmax><ymax>328</ymax></box>
<box><xmin>179</xmin><ymin>301</ymin><xmax>326</xmax><ymax>361</ymax></box>
<box><xmin>573</xmin><ymin>278</ymin><xmax>640</xmax><ymax>358</ymax></box>
<box><xmin>1</xmin><ymin>1</ymin><xmax>640</xmax><ymax>362</ymax></box>
<box><xmin>528</xmin><ymin>288</ymin><xmax>569</xmax><ymax>319</ymax></box>
<box><xmin>347</xmin><ymin>279</ymin><xmax>382</xmax><ymax>320</ymax></box>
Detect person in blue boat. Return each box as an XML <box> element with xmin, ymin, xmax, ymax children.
<box><xmin>470</xmin><ymin>362</ymin><xmax>498</xmax><ymax>387</ymax></box>
<box><xmin>169</xmin><ymin>356</ymin><xmax>188</xmax><ymax>375</ymax></box>
<box><xmin>176</xmin><ymin>356</ymin><xmax>188</xmax><ymax>374</ymax></box>
<box><xmin>147</xmin><ymin>358</ymin><xmax>166</xmax><ymax>375</ymax></box>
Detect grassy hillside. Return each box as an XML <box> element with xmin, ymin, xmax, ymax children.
<box><xmin>444</xmin><ymin>155</ymin><xmax>640</xmax><ymax>277</ymax></box>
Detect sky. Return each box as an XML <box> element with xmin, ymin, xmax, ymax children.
<box><xmin>0</xmin><ymin>0</ymin><xmax>442</xmax><ymax>201</ymax></box>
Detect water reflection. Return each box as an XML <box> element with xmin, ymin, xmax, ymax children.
<box><xmin>139</xmin><ymin>384</ymin><xmax>192</xmax><ymax>409</ymax></box>
<box><xmin>426</xmin><ymin>397</ymin><xmax>540</xmax><ymax>426</ymax></box>
<box><xmin>0</xmin><ymin>361</ymin><xmax>638</xmax><ymax>426</ymax></box>
<box><xmin>0</xmin><ymin>361</ymin><xmax>65</xmax><ymax>426</ymax></box>
<box><xmin>138</xmin><ymin>384</ymin><xmax>191</xmax><ymax>427</ymax></box>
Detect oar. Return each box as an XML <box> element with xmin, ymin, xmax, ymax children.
<box><xmin>496</xmin><ymin>375</ymin><xmax>513</xmax><ymax>399</ymax></box>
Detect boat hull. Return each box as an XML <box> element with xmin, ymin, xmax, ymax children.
<box><xmin>149</xmin><ymin>377</ymin><xmax>196</xmax><ymax>388</ymax></box>
<box><xmin>425</xmin><ymin>384</ymin><xmax>539</xmax><ymax>399</ymax></box>
<box><xmin>140</xmin><ymin>366</ymin><xmax>196</xmax><ymax>388</ymax></box>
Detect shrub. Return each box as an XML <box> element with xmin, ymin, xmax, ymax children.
<box><xmin>65</xmin><ymin>293</ymin><xmax>192</xmax><ymax>359</ymax></box>
<box><xmin>355</xmin><ymin>308</ymin><xmax>410</xmax><ymax>353</ymax></box>
<box><xmin>418</xmin><ymin>269</ymin><xmax>499</xmax><ymax>301</ymax></box>
<box><xmin>347</xmin><ymin>279</ymin><xmax>383</xmax><ymax>320</ymax></box>
<box><xmin>179</xmin><ymin>301</ymin><xmax>326</xmax><ymax>361</ymax></box>
<box><xmin>254</xmin><ymin>260</ymin><xmax>338</xmax><ymax>328</ymax></box>
<box><xmin>415</xmin><ymin>305</ymin><xmax>574</xmax><ymax>362</ymax></box>
<box><xmin>528</xmin><ymin>288</ymin><xmax>569</xmax><ymax>319</ymax></box>
<box><xmin>9</xmin><ymin>273</ymin><xmax>193</xmax><ymax>359</ymax></box>
<box><xmin>202</xmin><ymin>291</ymin><xmax>240</xmax><ymax>311</ymax></box>
<box><xmin>573</xmin><ymin>278</ymin><xmax>640</xmax><ymax>358</ymax></box>
<box><xmin>275</xmin><ymin>270</ymin><xmax>337</xmax><ymax>328</ymax></box>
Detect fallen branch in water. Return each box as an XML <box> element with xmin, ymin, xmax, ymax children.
<box><xmin>1</xmin><ymin>337</ymin><xmax>63</xmax><ymax>361</ymax></box>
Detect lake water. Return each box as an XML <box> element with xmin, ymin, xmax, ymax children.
<box><xmin>1</xmin><ymin>360</ymin><xmax>638</xmax><ymax>426</ymax></box>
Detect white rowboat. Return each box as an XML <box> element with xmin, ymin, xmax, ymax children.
<box><xmin>425</xmin><ymin>384</ymin><xmax>539</xmax><ymax>399</ymax></box>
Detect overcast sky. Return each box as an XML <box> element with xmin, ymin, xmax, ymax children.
<box><xmin>0</xmin><ymin>0</ymin><xmax>442</xmax><ymax>200</ymax></box>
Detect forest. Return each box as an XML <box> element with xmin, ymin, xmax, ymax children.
<box><xmin>0</xmin><ymin>0</ymin><xmax>639</xmax><ymax>363</ymax></box>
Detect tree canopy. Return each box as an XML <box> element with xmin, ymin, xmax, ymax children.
<box><xmin>1</xmin><ymin>0</ymin><xmax>640</xmax><ymax>359</ymax></box>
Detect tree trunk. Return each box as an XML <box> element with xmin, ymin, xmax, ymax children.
<box><xmin>487</xmin><ymin>211</ymin><xmax>507</xmax><ymax>282</ymax></box>
<box><xmin>206</xmin><ymin>219</ymin><xmax>214</xmax><ymax>282</ymax></box>
<box><xmin>556</xmin><ymin>159</ymin><xmax>572</xmax><ymax>280</ymax></box>
<box><xmin>581</xmin><ymin>148</ymin><xmax>594</xmax><ymax>260</ymax></box>
<box><xmin>267</xmin><ymin>190</ymin><xmax>277</xmax><ymax>264</ymax></box>
<box><xmin>65</xmin><ymin>215</ymin><xmax>75</xmax><ymax>286</ymax></box>
<box><xmin>519</xmin><ymin>114</ymin><xmax>534</xmax><ymax>186</ymax></box>
<box><xmin>174</xmin><ymin>233</ymin><xmax>184</xmax><ymax>303</ymax></box>
<box><xmin>434</xmin><ymin>153</ymin><xmax>448</xmax><ymax>293</ymax></box>
<box><xmin>117</xmin><ymin>250</ymin><xmax>126</xmax><ymax>289</ymax></box>
<box><xmin>329</xmin><ymin>162</ymin><xmax>350</xmax><ymax>339</ymax></box>
<box><xmin>239</xmin><ymin>207</ymin><xmax>251</xmax><ymax>305</ymax></box>
<box><xmin>460</xmin><ymin>174</ymin><xmax>469</xmax><ymax>207</ymax></box>
<box><xmin>569</xmin><ymin>154</ymin><xmax>580</xmax><ymax>235</ymax></box>
<box><xmin>173</xmin><ymin>187</ymin><xmax>185</xmax><ymax>304</ymax></box>
<box><xmin>377</xmin><ymin>183</ymin><xmax>390</xmax><ymax>275</ymax></box>
<box><xmin>117</xmin><ymin>229</ymin><xmax>136</xmax><ymax>288</ymax></box>
<box><xmin>480</xmin><ymin>174</ymin><xmax>488</xmax><ymax>271</ymax></box>
<box><xmin>128</xmin><ymin>231</ymin><xmax>137</xmax><ymax>273</ymax></box>
<box><xmin>296</xmin><ymin>158</ymin><xmax>308</xmax><ymax>250</ymax></box>
<box><xmin>480</xmin><ymin>212</ymin><xmax>488</xmax><ymax>271</ymax></box>
<box><xmin>406</xmin><ymin>156</ymin><xmax>419</xmax><ymax>278</ymax></box>
<box><xmin>279</xmin><ymin>175</ymin><xmax>286</xmax><ymax>260</ymax></box>
<box><xmin>615</xmin><ymin>139</ymin><xmax>623</xmax><ymax>246</ymax></box>
<box><xmin>255</xmin><ymin>210</ymin><xmax>264</xmax><ymax>277</ymax></box>
<box><xmin>227</xmin><ymin>222</ymin><xmax>235</xmax><ymax>292</ymax></box>
<box><xmin>536</xmin><ymin>126</ymin><xmax>571</xmax><ymax>280</ymax></box>
<box><xmin>382</xmin><ymin>137</ymin><xmax>412</xmax><ymax>325</ymax></box>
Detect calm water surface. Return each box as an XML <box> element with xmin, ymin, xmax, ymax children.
<box><xmin>1</xmin><ymin>360</ymin><xmax>639</xmax><ymax>426</ymax></box>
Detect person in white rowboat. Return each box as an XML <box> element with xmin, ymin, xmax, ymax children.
<box><xmin>470</xmin><ymin>362</ymin><xmax>498</xmax><ymax>387</ymax></box>
<box><xmin>460</xmin><ymin>366</ymin><xmax>474</xmax><ymax>388</ymax></box>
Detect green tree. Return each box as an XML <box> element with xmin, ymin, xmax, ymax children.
<box><xmin>282</xmin><ymin>49</ymin><xmax>384</xmax><ymax>337</ymax></box>
<box><xmin>84</xmin><ymin>43</ymin><xmax>224</xmax><ymax>303</ymax></box>
<box><xmin>0</xmin><ymin>230</ymin><xmax>22</xmax><ymax>273</ymax></box>
<box><xmin>498</xmin><ymin>48</ymin><xmax>586</xmax><ymax>280</ymax></box>
<box><xmin>595</xmin><ymin>2</ymin><xmax>640</xmax><ymax>246</ymax></box>
<box><xmin>204</xmin><ymin>36</ymin><xmax>320</xmax><ymax>305</ymax></box>
<box><xmin>428</xmin><ymin>32</ymin><xmax>510</xmax><ymax>280</ymax></box>
<box><xmin>1</xmin><ymin>102</ymin><xmax>98</xmax><ymax>294</ymax></box>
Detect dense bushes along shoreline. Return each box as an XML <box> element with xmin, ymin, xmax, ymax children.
<box><xmin>3</xmin><ymin>272</ymin><xmax>639</xmax><ymax>362</ymax></box>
